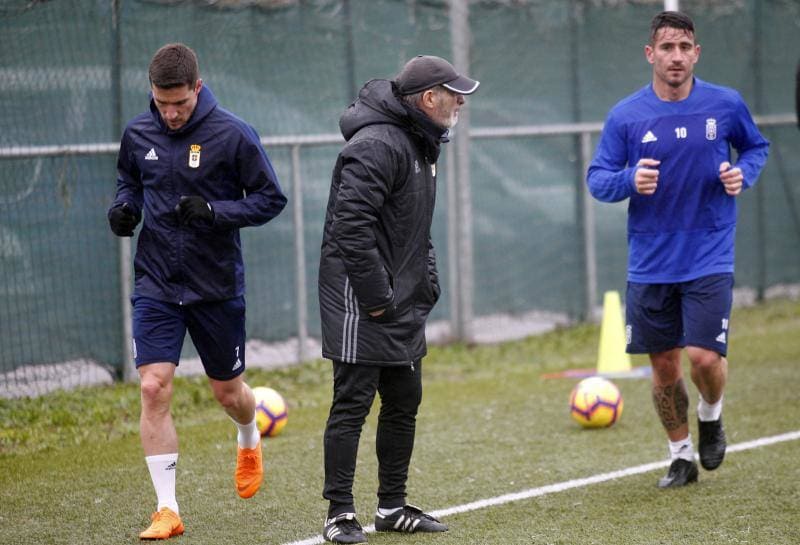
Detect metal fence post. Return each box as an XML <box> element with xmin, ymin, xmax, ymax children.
<box><xmin>450</xmin><ymin>0</ymin><xmax>474</xmax><ymax>342</ymax></box>
<box><xmin>111</xmin><ymin>0</ymin><xmax>135</xmax><ymax>382</ymax></box>
<box><xmin>445</xmin><ymin>144</ymin><xmax>459</xmax><ymax>341</ymax></box>
<box><xmin>291</xmin><ymin>145</ymin><xmax>309</xmax><ymax>363</ymax></box>
<box><xmin>580</xmin><ymin>131</ymin><xmax>598</xmax><ymax>321</ymax></box>
<box><xmin>753</xmin><ymin>0</ymin><xmax>766</xmax><ymax>301</ymax></box>
<box><xmin>119</xmin><ymin>238</ymin><xmax>134</xmax><ymax>381</ymax></box>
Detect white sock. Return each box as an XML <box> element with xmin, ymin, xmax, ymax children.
<box><xmin>668</xmin><ymin>436</ymin><xmax>695</xmax><ymax>462</ymax></box>
<box><xmin>235</xmin><ymin>412</ymin><xmax>261</xmax><ymax>449</ymax></box>
<box><xmin>377</xmin><ymin>506</ymin><xmax>402</xmax><ymax>517</ymax></box>
<box><xmin>698</xmin><ymin>395</ymin><xmax>723</xmax><ymax>422</ymax></box>
<box><xmin>145</xmin><ymin>453</ymin><xmax>179</xmax><ymax>514</ymax></box>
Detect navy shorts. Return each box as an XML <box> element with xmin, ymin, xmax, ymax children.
<box><xmin>132</xmin><ymin>296</ymin><xmax>246</xmax><ymax>381</ymax></box>
<box><xmin>625</xmin><ymin>274</ymin><xmax>733</xmax><ymax>356</ymax></box>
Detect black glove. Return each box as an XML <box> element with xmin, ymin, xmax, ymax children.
<box><xmin>108</xmin><ymin>203</ymin><xmax>140</xmax><ymax>237</ymax></box>
<box><xmin>175</xmin><ymin>195</ymin><xmax>214</xmax><ymax>226</ymax></box>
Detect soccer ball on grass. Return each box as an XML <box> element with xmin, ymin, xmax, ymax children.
<box><xmin>253</xmin><ymin>386</ymin><xmax>288</xmax><ymax>437</ymax></box>
<box><xmin>569</xmin><ymin>376</ymin><xmax>623</xmax><ymax>428</ymax></box>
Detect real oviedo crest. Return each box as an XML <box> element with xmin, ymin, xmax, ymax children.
<box><xmin>188</xmin><ymin>144</ymin><xmax>201</xmax><ymax>168</ymax></box>
<box><xmin>705</xmin><ymin>118</ymin><xmax>717</xmax><ymax>141</ymax></box>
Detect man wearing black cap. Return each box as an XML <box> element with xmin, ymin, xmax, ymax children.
<box><xmin>317</xmin><ymin>55</ymin><xmax>479</xmax><ymax>544</ymax></box>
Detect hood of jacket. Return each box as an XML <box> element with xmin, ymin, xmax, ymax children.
<box><xmin>339</xmin><ymin>79</ymin><xmax>448</xmax><ymax>163</ymax></box>
<box><xmin>148</xmin><ymin>84</ymin><xmax>218</xmax><ymax>135</ymax></box>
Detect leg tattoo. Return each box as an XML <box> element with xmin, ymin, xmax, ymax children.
<box><xmin>652</xmin><ymin>378</ymin><xmax>689</xmax><ymax>432</ymax></box>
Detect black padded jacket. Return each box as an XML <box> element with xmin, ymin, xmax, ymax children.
<box><xmin>318</xmin><ymin>79</ymin><xmax>445</xmax><ymax>366</ymax></box>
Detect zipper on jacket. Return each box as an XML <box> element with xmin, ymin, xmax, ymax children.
<box><xmin>172</xmin><ymin>137</ymin><xmax>185</xmax><ymax>306</ymax></box>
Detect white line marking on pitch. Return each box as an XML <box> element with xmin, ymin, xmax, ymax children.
<box><xmin>281</xmin><ymin>430</ymin><xmax>800</xmax><ymax>545</ymax></box>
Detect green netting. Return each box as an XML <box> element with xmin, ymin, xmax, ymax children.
<box><xmin>1</xmin><ymin>0</ymin><xmax>798</xmax><ymax>395</ymax></box>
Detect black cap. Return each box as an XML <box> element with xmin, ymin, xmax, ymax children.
<box><xmin>394</xmin><ymin>55</ymin><xmax>480</xmax><ymax>96</ymax></box>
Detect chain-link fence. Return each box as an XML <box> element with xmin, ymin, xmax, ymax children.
<box><xmin>1</xmin><ymin>0</ymin><xmax>798</xmax><ymax>397</ymax></box>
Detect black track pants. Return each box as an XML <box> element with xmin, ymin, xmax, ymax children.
<box><xmin>322</xmin><ymin>359</ymin><xmax>422</xmax><ymax>517</ymax></box>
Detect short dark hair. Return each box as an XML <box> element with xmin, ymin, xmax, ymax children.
<box><xmin>649</xmin><ymin>11</ymin><xmax>695</xmax><ymax>44</ymax></box>
<box><xmin>148</xmin><ymin>43</ymin><xmax>199</xmax><ymax>89</ymax></box>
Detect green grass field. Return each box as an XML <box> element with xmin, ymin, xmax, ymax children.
<box><xmin>2</xmin><ymin>298</ymin><xmax>799</xmax><ymax>545</ymax></box>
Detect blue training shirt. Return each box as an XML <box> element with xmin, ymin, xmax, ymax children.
<box><xmin>587</xmin><ymin>77</ymin><xmax>769</xmax><ymax>283</ymax></box>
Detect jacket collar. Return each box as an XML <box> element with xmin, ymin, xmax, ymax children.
<box><xmin>398</xmin><ymin>96</ymin><xmax>449</xmax><ymax>164</ymax></box>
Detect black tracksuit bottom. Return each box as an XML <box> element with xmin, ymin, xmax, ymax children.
<box><xmin>323</xmin><ymin>359</ymin><xmax>422</xmax><ymax>517</ymax></box>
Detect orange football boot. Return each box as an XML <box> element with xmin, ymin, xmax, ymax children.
<box><xmin>235</xmin><ymin>444</ymin><xmax>263</xmax><ymax>498</ymax></box>
<box><xmin>139</xmin><ymin>507</ymin><xmax>184</xmax><ymax>540</ymax></box>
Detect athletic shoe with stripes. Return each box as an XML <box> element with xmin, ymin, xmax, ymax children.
<box><xmin>323</xmin><ymin>512</ymin><xmax>367</xmax><ymax>544</ymax></box>
<box><xmin>374</xmin><ymin>504</ymin><xmax>447</xmax><ymax>533</ymax></box>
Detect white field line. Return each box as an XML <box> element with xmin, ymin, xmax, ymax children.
<box><xmin>281</xmin><ymin>430</ymin><xmax>800</xmax><ymax>545</ymax></box>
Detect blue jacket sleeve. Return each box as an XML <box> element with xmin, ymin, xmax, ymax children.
<box><xmin>110</xmin><ymin>129</ymin><xmax>143</xmax><ymax>217</ymax></box>
<box><xmin>586</xmin><ymin>114</ymin><xmax>637</xmax><ymax>203</ymax></box>
<box><xmin>729</xmin><ymin>93</ymin><xmax>770</xmax><ymax>190</ymax></box>
<box><xmin>209</xmin><ymin>124</ymin><xmax>287</xmax><ymax>229</ymax></box>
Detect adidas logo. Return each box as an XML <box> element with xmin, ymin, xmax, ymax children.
<box><xmin>232</xmin><ymin>358</ymin><xmax>242</xmax><ymax>372</ymax></box>
<box><xmin>391</xmin><ymin>513</ymin><xmax>421</xmax><ymax>532</ymax></box>
<box><xmin>165</xmin><ymin>461</ymin><xmax>176</xmax><ymax>471</ymax></box>
<box><xmin>715</xmin><ymin>331</ymin><xmax>727</xmax><ymax>343</ymax></box>
<box><xmin>641</xmin><ymin>131</ymin><xmax>658</xmax><ymax>144</ymax></box>
<box><xmin>325</xmin><ymin>525</ymin><xmax>341</xmax><ymax>541</ymax></box>
<box><xmin>325</xmin><ymin>513</ymin><xmax>358</xmax><ymax>541</ymax></box>
<box><xmin>144</xmin><ymin>148</ymin><xmax>159</xmax><ymax>161</ymax></box>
